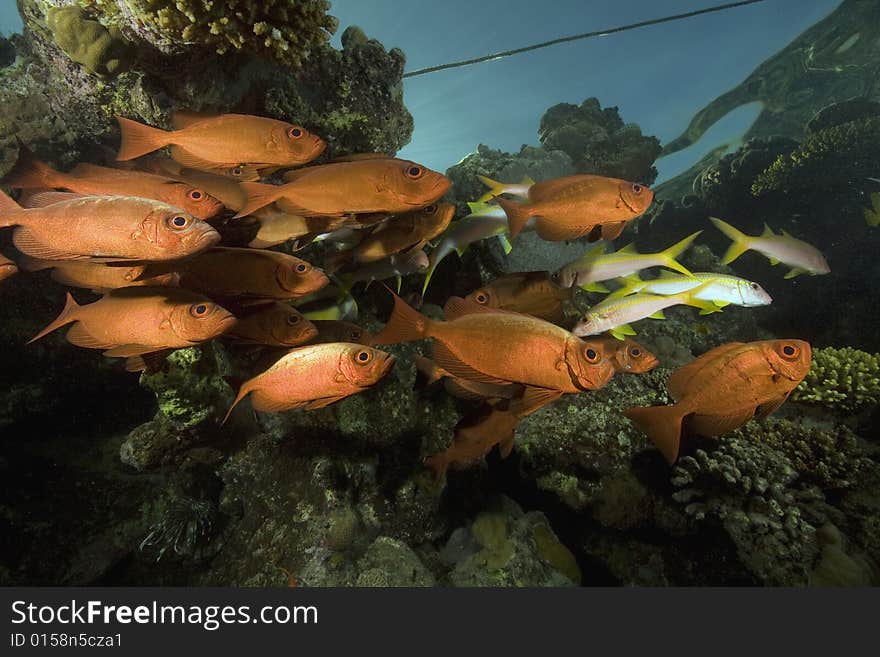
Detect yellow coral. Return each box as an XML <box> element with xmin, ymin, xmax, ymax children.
<box><xmin>792</xmin><ymin>346</ymin><xmax>880</xmax><ymax>412</ymax></box>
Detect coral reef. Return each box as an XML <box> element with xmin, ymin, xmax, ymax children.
<box><xmin>792</xmin><ymin>347</ymin><xmax>880</xmax><ymax>413</ymax></box>
<box><xmin>75</xmin><ymin>0</ymin><xmax>337</xmax><ymax>67</ymax></box>
<box><xmin>539</xmin><ymin>98</ymin><xmax>661</xmax><ymax>184</ymax></box>
<box><xmin>46</xmin><ymin>5</ymin><xmax>130</xmax><ymax>75</ymax></box>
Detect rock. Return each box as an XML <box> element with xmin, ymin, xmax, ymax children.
<box><xmin>356</xmin><ymin>536</ymin><xmax>434</xmax><ymax>587</ymax></box>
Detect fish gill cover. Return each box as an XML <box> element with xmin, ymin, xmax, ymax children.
<box><xmin>0</xmin><ymin>0</ymin><xmax>877</xmax><ymax>589</ymax></box>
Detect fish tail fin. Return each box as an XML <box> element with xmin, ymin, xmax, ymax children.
<box><xmin>115</xmin><ymin>116</ymin><xmax>171</xmax><ymax>161</ymax></box>
<box><xmin>607</xmin><ymin>273</ymin><xmax>642</xmax><ymax>298</ymax></box>
<box><xmin>422</xmin><ymin>250</ymin><xmax>442</xmax><ymax>295</ymax></box>
<box><xmin>659</xmin><ymin>231</ymin><xmax>701</xmax><ymax>275</ymax></box>
<box><xmin>423</xmin><ymin>451</ymin><xmax>450</xmax><ymax>482</ymax></box>
<box><xmin>0</xmin><ymin>189</ymin><xmax>22</xmax><ymax>226</ymax></box>
<box><xmin>5</xmin><ymin>147</ymin><xmax>62</xmax><ymax>189</ymax></box>
<box><xmin>495</xmin><ymin>195</ymin><xmax>530</xmax><ymax>239</ymax></box>
<box><xmin>222</xmin><ymin>378</ymin><xmax>253</xmax><ymax>426</ymax></box>
<box><xmin>623</xmin><ymin>404</ymin><xmax>685</xmax><ymax>464</ymax></box>
<box><xmin>476</xmin><ymin>175</ymin><xmax>507</xmax><ymax>203</ymax></box>
<box><xmin>371</xmin><ymin>289</ymin><xmax>431</xmax><ymax>345</ymax></box>
<box><xmin>234</xmin><ymin>182</ymin><xmax>286</xmax><ymax>218</ymax></box>
<box><xmin>709</xmin><ymin>217</ymin><xmax>751</xmax><ymax>265</ymax></box>
<box><xmin>28</xmin><ymin>291</ymin><xmax>80</xmax><ymax>344</ymax></box>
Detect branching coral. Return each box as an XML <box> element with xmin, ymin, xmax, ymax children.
<box><xmin>792</xmin><ymin>346</ymin><xmax>880</xmax><ymax>412</ymax></box>
<box><xmin>78</xmin><ymin>0</ymin><xmax>338</xmax><ymax>67</ymax></box>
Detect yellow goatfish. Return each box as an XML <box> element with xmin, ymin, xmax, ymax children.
<box><xmin>476</xmin><ymin>174</ymin><xmax>535</xmax><ymax>203</ymax></box>
<box><xmin>554</xmin><ymin>232</ymin><xmax>701</xmax><ymax>292</ymax></box>
<box><xmin>709</xmin><ymin>217</ymin><xmax>830</xmax><ymax>279</ymax></box>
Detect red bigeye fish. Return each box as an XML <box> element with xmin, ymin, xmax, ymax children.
<box><xmin>223</xmin><ymin>343</ymin><xmax>396</xmax><ymax>422</ymax></box>
<box><xmin>224</xmin><ymin>302</ymin><xmax>318</xmax><ymax>347</ymax></box>
<box><xmin>5</xmin><ymin>148</ymin><xmax>224</xmax><ymax>220</ymax></box>
<box><xmin>28</xmin><ymin>287</ymin><xmax>236</xmax><ymax>368</ymax></box>
<box><xmin>308</xmin><ymin>320</ymin><xmax>375</xmax><ymax>345</ymax></box>
<box><xmin>233</xmin><ymin>158</ymin><xmax>451</xmax><ymax>218</ymax></box>
<box><xmin>0</xmin><ymin>190</ymin><xmax>219</xmax><ymax>262</ymax></box>
<box><xmin>115</xmin><ymin>112</ymin><xmax>326</xmax><ymax>174</ymax></box>
<box><xmin>141</xmin><ymin>247</ymin><xmax>328</xmax><ymax>301</ymax></box>
<box><xmin>464</xmin><ymin>271</ymin><xmax>574</xmax><ymax>324</ymax></box>
<box><xmin>624</xmin><ymin>339</ymin><xmax>812</xmax><ymax>464</ymax></box>
<box><xmin>17</xmin><ymin>256</ymin><xmax>178</xmax><ymax>292</ymax></box>
<box><xmin>493</xmin><ymin>174</ymin><xmax>654</xmax><ymax>241</ymax></box>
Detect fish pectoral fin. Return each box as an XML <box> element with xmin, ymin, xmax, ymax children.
<box><xmin>755</xmin><ymin>393</ymin><xmax>791</xmax><ymax>419</ymax></box>
<box><xmin>768</xmin><ymin>257</ymin><xmax>780</xmax><ymax>266</ymax></box>
<box><xmin>508</xmin><ymin>386</ymin><xmax>563</xmax><ymax>418</ymax></box>
<box><xmin>125</xmin><ymin>349</ymin><xmax>172</xmax><ymax>373</ymax></box>
<box><xmin>609</xmin><ymin>324</ymin><xmax>636</xmax><ymax>339</ymax></box>
<box><xmin>66</xmin><ymin>323</ymin><xmax>113</xmax><ymax>350</ymax></box>
<box><xmin>713</xmin><ymin>300</ymin><xmax>732</xmax><ymax>308</ymax></box>
<box><xmin>12</xmin><ymin>229</ymin><xmax>90</xmax><ymax>261</ymax></box>
<box><xmin>580</xmin><ymin>282</ymin><xmax>610</xmax><ymax>293</ymax></box>
<box><xmin>303</xmin><ymin>395</ymin><xmax>350</xmax><ymax>410</ymax></box>
<box><xmin>648</xmin><ymin>310</ymin><xmax>666</xmax><ymax>320</ymax></box>
<box><xmin>432</xmin><ymin>342</ymin><xmax>513</xmax><ymax>385</ymax></box>
<box><xmin>784</xmin><ymin>268</ymin><xmax>804</xmax><ymax>279</ymax></box>
<box><xmin>102</xmin><ymin>344</ymin><xmax>159</xmax><ymax>358</ymax></box>
<box><xmin>690</xmin><ymin>409</ymin><xmax>756</xmax><ymax>436</ymax></box>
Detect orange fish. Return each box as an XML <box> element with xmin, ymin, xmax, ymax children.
<box><xmin>0</xmin><ymin>253</ymin><xmax>18</xmax><ymax>283</ymax></box>
<box><xmin>465</xmin><ymin>271</ymin><xmax>574</xmax><ymax>324</ymax></box>
<box><xmin>373</xmin><ymin>293</ymin><xmax>617</xmax><ymax>413</ymax></box>
<box><xmin>224</xmin><ymin>302</ymin><xmax>318</xmax><ymax>347</ymax></box>
<box><xmin>115</xmin><ymin>112</ymin><xmax>326</xmax><ymax>173</ymax></box>
<box><xmin>329</xmin><ymin>202</ymin><xmax>456</xmax><ymax>270</ymax></box>
<box><xmin>425</xmin><ymin>403</ymin><xmax>521</xmax><ymax>481</ymax></box>
<box><xmin>234</xmin><ymin>158</ymin><xmax>451</xmax><ymax>218</ymax></box>
<box><xmin>247</xmin><ymin>208</ymin><xmax>348</xmax><ymax>249</ymax></box>
<box><xmin>29</xmin><ymin>287</ymin><xmax>236</xmax><ymax>364</ymax></box>
<box><xmin>309</xmin><ymin>320</ymin><xmax>374</xmax><ymax>345</ymax></box>
<box><xmin>224</xmin><ymin>342</ymin><xmax>396</xmax><ymax>421</ymax></box>
<box><xmin>132</xmin><ymin>152</ymin><xmax>262</xmax><ymax>184</ymax></box>
<box><xmin>596</xmin><ymin>337</ymin><xmax>659</xmax><ymax>374</ymax></box>
<box><xmin>142</xmin><ymin>247</ymin><xmax>328</xmax><ymax>301</ymax></box>
<box><xmin>493</xmin><ymin>174</ymin><xmax>654</xmax><ymax>241</ymax></box>
<box><xmin>624</xmin><ymin>339</ymin><xmax>812</xmax><ymax>464</ymax></box>
<box><xmin>5</xmin><ymin>149</ymin><xmax>225</xmax><ymax>220</ymax></box>
<box><xmin>0</xmin><ymin>190</ymin><xmax>219</xmax><ymax>262</ymax></box>
<box><xmin>17</xmin><ymin>256</ymin><xmax>178</xmax><ymax>292</ymax></box>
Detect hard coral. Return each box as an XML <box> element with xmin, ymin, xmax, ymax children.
<box><xmin>81</xmin><ymin>0</ymin><xmax>338</xmax><ymax>67</ymax></box>
<box><xmin>46</xmin><ymin>6</ymin><xmax>130</xmax><ymax>75</ymax></box>
<box><xmin>792</xmin><ymin>346</ymin><xmax>880</xmax><ymax>413</ymax></box>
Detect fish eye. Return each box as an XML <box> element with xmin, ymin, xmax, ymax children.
<box><xmin>632</xmin><ymin>184</ymin><xmax>642</xmax><ymax>194</ymax></box>
<box><xmin>356</xmin><ymin>350</ymin><xmax>372</xmax><ymax>363</ymax></box>
<box><xmin>424</xmin><ymin>204</ymin><xmax>437</xmax><ymax>213</ymax></box>
<box><xmin>168</xmin><ymin>215</ymin><xmax>189</xmax><ymax>229</ymax></box>
<box><xmin>190</xmin><ymin>303</ymin><xmax>209</xmax><ymax>317</ymax></box>
<box><xmin>780</xmin><ymin>344</ymin><xmax>799</xmax><ymax>359</ymax></box>
<box><xmin>288</xmin><ymin>126</ymin><xmax>303</xmax><ymax>139</ymax></box>
<box><xmin>188</xmin><ymin>189</ymin><xmax>203</xmax><ymax>201</ymax></box>
<box><xmin>475</xmin><ymin>292</ymin><xmax>488</xmax><ymax>304</ymax></box>
<box><xmin>231</xmin><ymin>166</ymin><xmax>243</xmax><ymax>177</ymax></box>
<box><xmin>295</xmin><ymin>263</ymin><xmax>309</xmax><ymax>273</ymax></box>
<box><xmin>405</xmin><ymin>165</ymin><xmax>424</xmax><ymax>180</ymax></box>
<box><xmin>584</xmin><ymin>347</ymin><xmax>600</xmax><ymax>363</ymax></box>
<box><xmin>351</xmin><ymin>329</ymin><xmax>362</xmax><ymax>340</ymax></box>
<box><xmin>630</xmin><ymin>348</ymin><xmax>641</xmax><ymax>356</ymax></box>
<box><xmin>286</xmin><ymin>314</ymin><xmax>300</xmax><ymax>325</ymax></box>
<box><xmin>750</xmin><ymin>283</ymin><xmax>759</xmax><ymax>289</ymax></box>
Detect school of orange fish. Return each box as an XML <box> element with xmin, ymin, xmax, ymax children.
<box><xmin>0</xmin><ymin>112</ymin><xmax>828</xmax><ymax>474</ymax></box>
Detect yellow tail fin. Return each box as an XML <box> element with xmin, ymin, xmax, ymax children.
<box><xmin>659</xmin><ymin>231</ymin><xmax>701</xmax><ymax>275</ymax></box>
<box><xmin>709</xmin><ymin>217</ymin><xmax>751</xmax><ymax>265</ymax></box>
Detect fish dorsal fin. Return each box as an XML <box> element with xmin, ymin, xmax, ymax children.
<box><xmin>442</xmin><ymin>295</ymin><xmax>523</xmax><ymax>321</ymax></box>
<box><xmin>431</xmin><ymin>341</ymin><xmax>512</xmax><ymax>385</ymax></box>
<box><xmin>616</xmin><ymin>243</ymin><xmax>638</xmax><ymax>254</ymax></box>
<box><xmin>667</xmin><ymin>342</ymin><xmax>745</xmax><ymax>400</ymax></box>
<box><xmin>13</xmin><ymin>228</ymin><xmax>90</xmax><ymax>260</ymax></box>
<box><xmin>172</xmin><ymin>110</ymin><xmax>216</xmax><ymax>130</ymax></box>
<box><xmin>24</xmin><ymin>191</ymin><xmax>90</xmax><ymax>207</ymax></box>
<box><xmin>761</xmin><ymin>223</ymin><xmax>776</xmax><ymax>238</ymax></box>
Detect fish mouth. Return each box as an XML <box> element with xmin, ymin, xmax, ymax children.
<box><xmin>379</xmin><ymin>354</ymin><xmax>397</xmax><ymax>377</ymax></box>
<box><xmin>430</xmin><ymin>176</ymin><xmax>452</xmax><ymax>199</ymax></box>
<box><xmin>192</xmin><ymin>227</ymin><xmax>221</xmax><ymax>251</ymax></box>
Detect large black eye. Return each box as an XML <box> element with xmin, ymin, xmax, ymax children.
<box><xmin>632</xmin><ymin>184</ymin><xmax>643</xmax><ymax>194</ymax></box>
<box><xmin>783</xmin><ymin>345</ymin><xmax>796</xmax><ymax>356</ymax></box>
<box><xmin>188</xmin><ymin>189</ymin><xmax>203</xmax><ymax>200</ymax></box>
<box><xmin>584</xmin><ymin>348</ymin><xmax>599</xmax><ymax>362</ymax></box>
<box><xmin>405</xmin><ymin>165</ymin><xmax>423</xmax><ymax>179</ymax></box>
<box><xmin>356</xmin><ymin>350</ymin><xmax>371</xmax><ymax>363</ymax></box>
<box><xmin>295</xmin><ymin>263</ymin><xmax>309</xmax><ymax>273</ymax></box>
<box><xmin>288</xmin><ymin>126</ymin><xmax>303</xmax><ymax>139</ymax></box>
<box><xmin>630</xmin><ymin>348</ymin><xmax>641</xmax><ymax>356</ymax></box>
<box><xmin>231</xmin><ymin>167</ymin><xmax>243</xmax><ymax>176</ymax></box>
<box><xmin>751</xmin><ymin>283</ymin><xmax>759</xmax><ymax>289</ymax></box>
<box><xmin>424</xmin><ymin>204</ymin><xmax>437</xmax><ymax>213</ymax></box>
<box><xmin>169</xmin><ymin>215</ymin><xmax>189</xmax><ymax>229</ymax></box>
<box><xmin>190</xmin><ymin>303</ymin><xmax>209</xmax><ymax>317</ymax></box>
<box><xmin>287</xmin><ymin>314</ymin><xmax>300</xmax><ymax>325</ymax></box>
<box><xmin>475</xmin><ymin>292</ymin><xmax>488</xmax><ymax>304</ymax></box>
